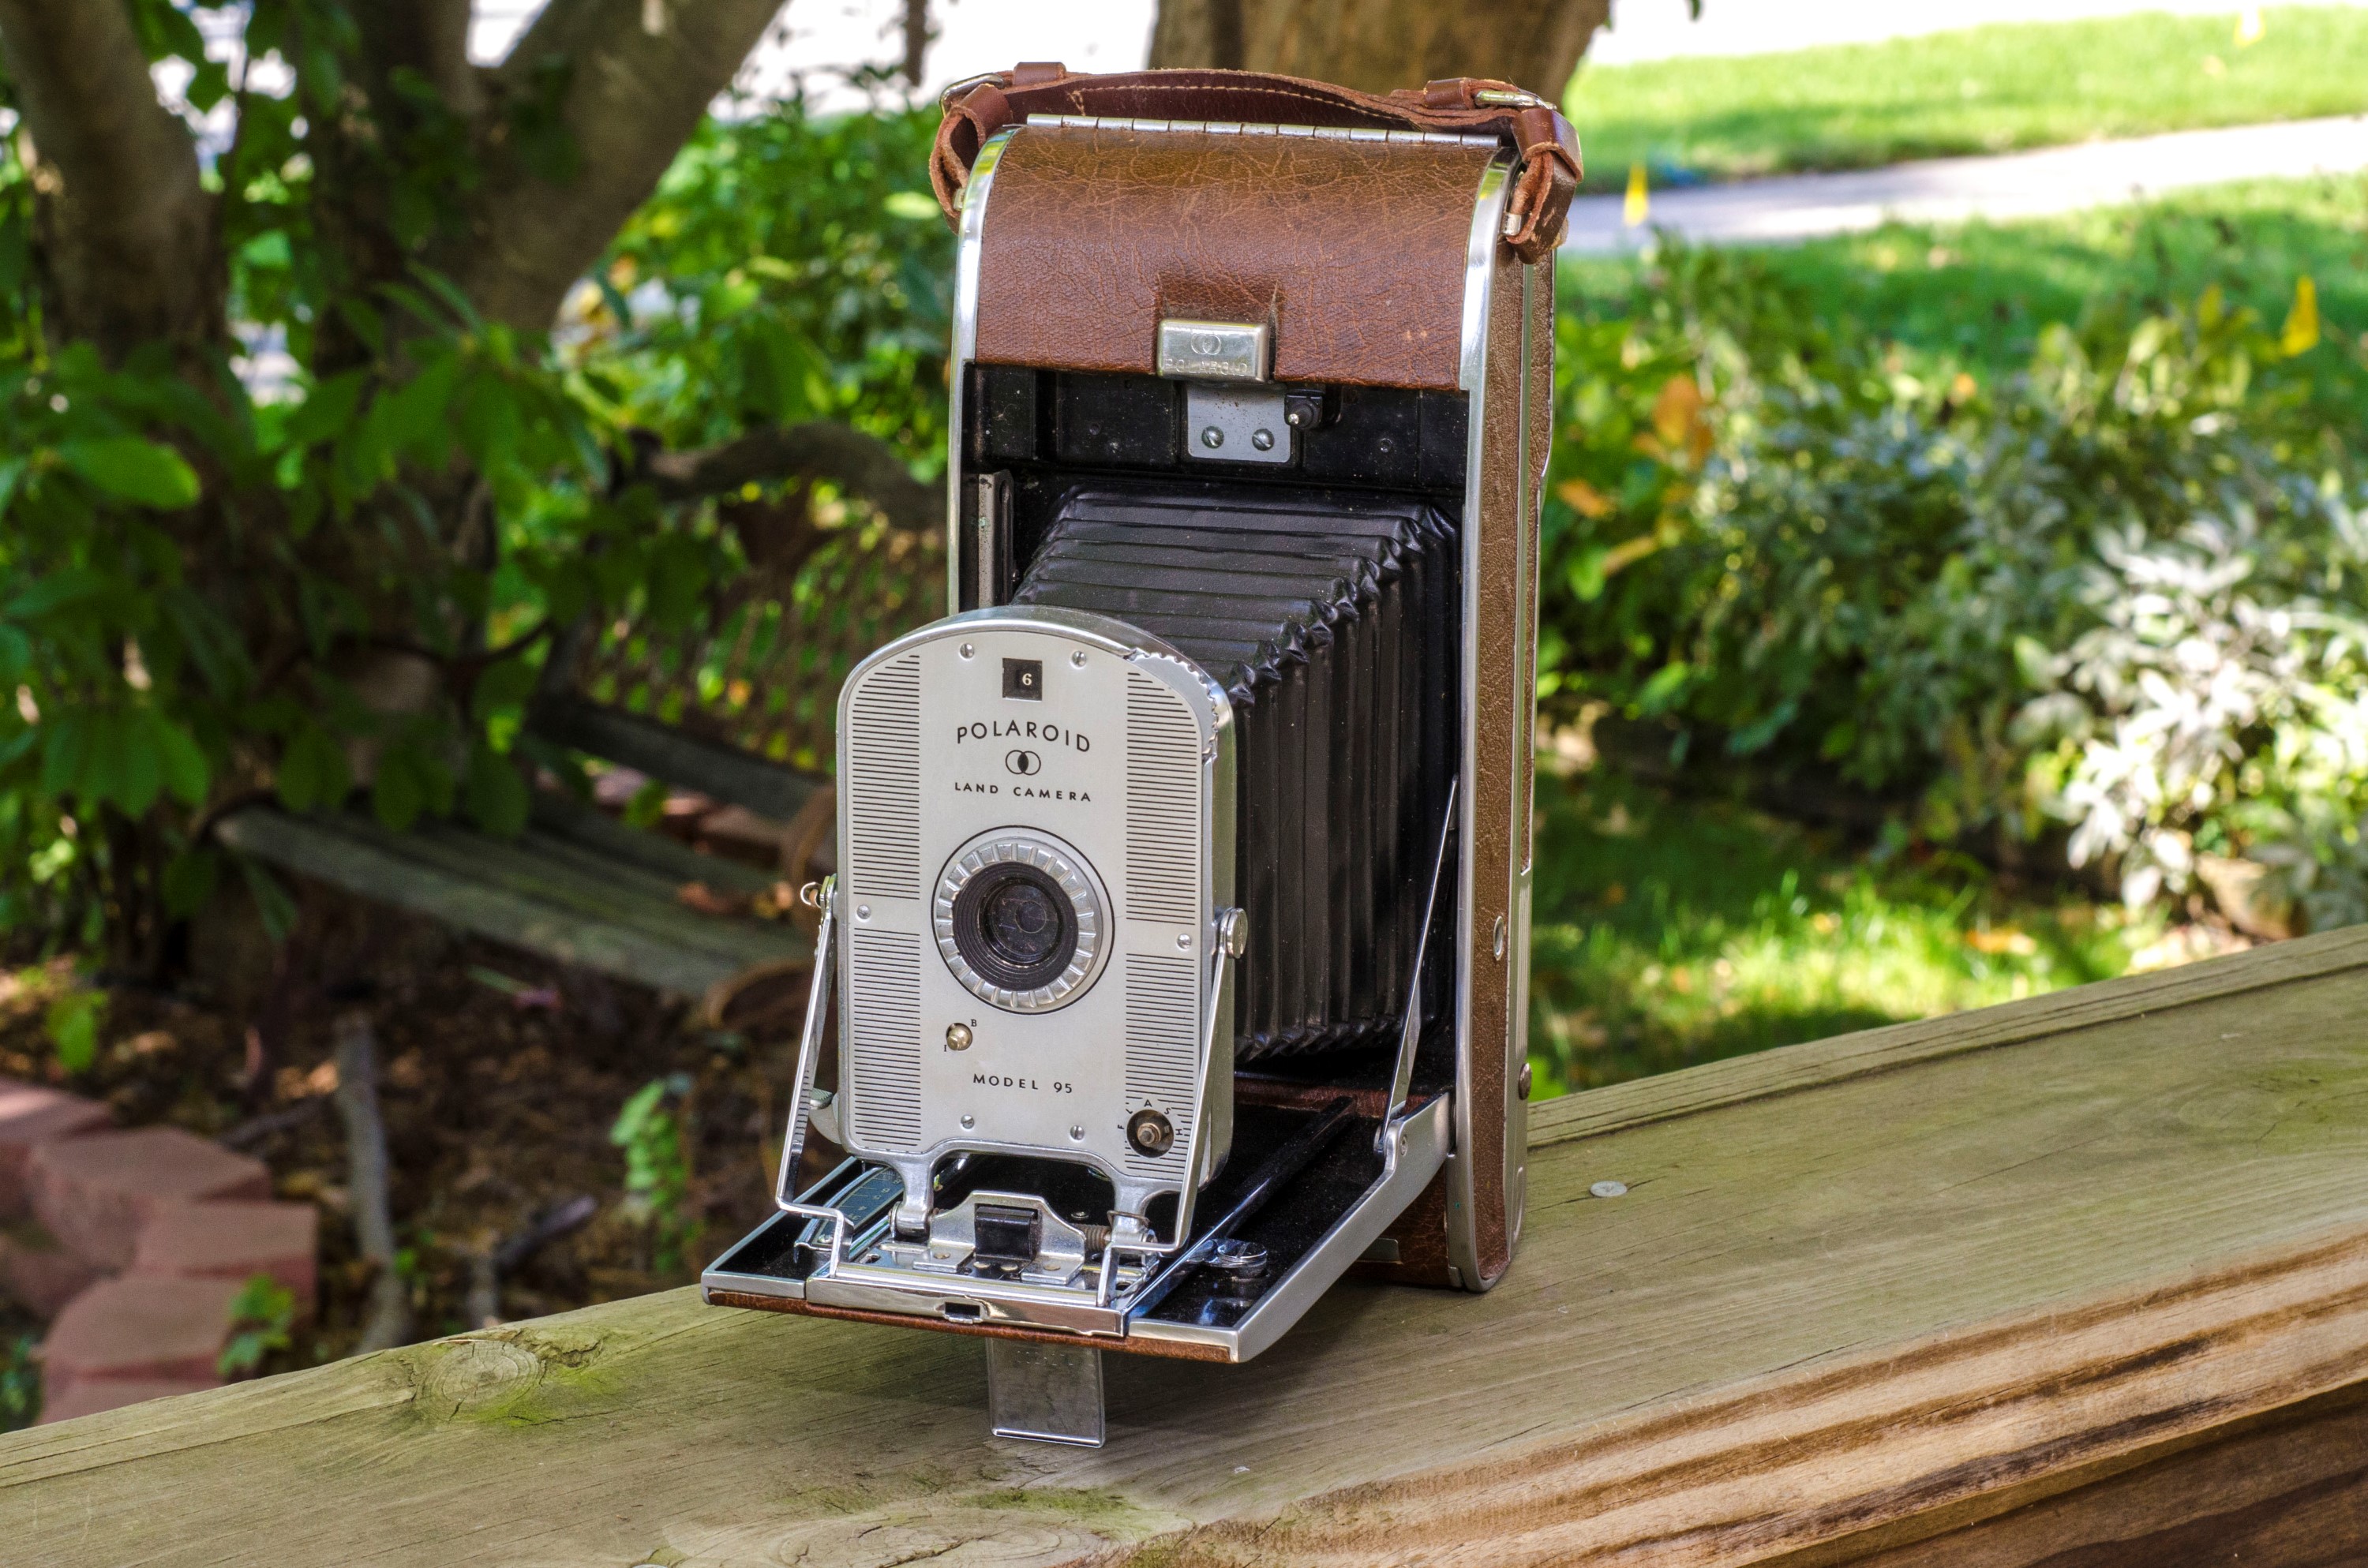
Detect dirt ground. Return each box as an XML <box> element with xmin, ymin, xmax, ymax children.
<box><xmin>0</xmin><ymin>885</ymin><xmax>801</xmax><ymax>1382</ymax></box>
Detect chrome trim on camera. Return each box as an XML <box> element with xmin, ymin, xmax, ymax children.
<box><xmin>1448</xmin><ymin>148</ymin><xmax>1518</xmax><ymax>1293</ymax></box>
<box><xmin>1028</xmin><ymin>114</ymin><xmax>1499</xmax><ymax>150</ymax></box>
<box><xmin>1457</xmin><ymin>151</ymin><xmax>1514</xmax><ymax>394</ymax></box>
<box><xmin>947</xmin><ymin>124</ymin><xmax>1021</xmax><ymax>614</ymax></box>
<box><xmin>773</xmin><ymin>874</ymin><xmax>839</xmax><ymax>1208</ymax></box>
<box><xmin>1133</xmin><ymin>1095</ymin><xmax>1452</xmax><ymax>1361</ymax></box>
<box><xmin>1381</xmin><ymin>781</ymin><xmax>1457</xmax><ymax>1151</ymax></box>
<box><xmin>931</xmin><ymin>829</ymin><xmax>1111</xmax><ymax>1012</ymax></box>
<box><xmin>706</xmin><ymin>1092</ymin><xmax>1451</xmax><ymax>1363</ymax></box>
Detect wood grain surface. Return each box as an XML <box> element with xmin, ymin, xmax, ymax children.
<box><xmin>217</xmin><ymin>804</ymin><xmax>807</xmax><ymax>999</ymax></box>
<box><xmin>10</xmin><ymin>926</ymin><xmax>2368</xmax><ymax>1566</ymax></box>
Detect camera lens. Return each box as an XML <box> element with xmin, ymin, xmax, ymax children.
<box><xmin>951</xmin><ymin>863</ymin><xmax>1078</xmax><ymax>991</ymax></box>
<box><xmin>982</xmin><ymin>878</ymin><xmax>1061</xmax><ymax>970</ymax></box>
<box><xmin>934</xmin><ymin>832</ymin><xmax>1108</xmax><ymax>1011</ymax></box>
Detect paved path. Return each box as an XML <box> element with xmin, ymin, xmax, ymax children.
<box><xmin>1564</xmin><ymin>113</ymin><xmax>2368</xmax><ymax>251</ymax></box>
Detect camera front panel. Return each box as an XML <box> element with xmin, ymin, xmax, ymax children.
<box><xmin>835</xmin><ymin>611</ymin><xmax>1234</xmax><ymax>1222</ymax></box>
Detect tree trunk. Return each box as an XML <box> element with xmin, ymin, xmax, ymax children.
<box><xmin>0</xmin><ymin>0</ymin><xmax>223</xmax><ymax>361</ymax></box>
<box><xmin>1150</xmin><ymin>0</ymin><xmax>1610</xmax><ymax>100</ymax></box>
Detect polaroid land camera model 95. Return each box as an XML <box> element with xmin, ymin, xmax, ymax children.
<box><xmin>703</xmin><ymin>65</ymin><xmax>1578</xmax><ymax>1445</ymax></box>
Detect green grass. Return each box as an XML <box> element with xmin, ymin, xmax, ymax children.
<box><xmin>1525</xmin><ymin>764</ymin><xmax>2160</xmax><ymax>1098</ymax></box>
<box><xmin>1568</xmin><ymin>8</ymin><xmax>2368</xmax><ymax>187</ymax></box>
<box><xmin>1562</xmin><ymin>173</ymin><xmax>2368</xmax><ymax>419</ymax></box>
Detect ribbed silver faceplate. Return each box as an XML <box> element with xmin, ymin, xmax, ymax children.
<box><xmin>833</xmin><ymin>608</ymin><xmax>1235</xmax><ymax>1222</ymax></box>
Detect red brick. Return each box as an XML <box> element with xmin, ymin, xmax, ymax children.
<box><xmin>0</xmin><ymin>1219</ymin><xmax>106</xmax><ymax>1317</ymax></box>
<box><xmin>0</xmin><ymin>1079</ymin><xmax>110</xmax><ymax>1220</ymax></box>
<box><xmin>31</xmin><ymin>1127</ymin><xmax>270</xmax><ymax>1271</ymax></box>
<box><xmin>132</xmin><ymin>1200</ymin><xmax>317</xmax><ymax>1320</ymax></box>
<box><xmin>42</xmin><ymin>1274</ymin><xmax>242</xmax><ymax>1393</ymax></box>
<box><xmin>38</xmin><ymin>1375</ymin><xmax>219</xmax><ymax>1424</ymax></box>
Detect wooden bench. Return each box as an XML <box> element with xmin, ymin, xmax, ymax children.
<box><xmin>11</xmin><ymin>926</ymin><xmax>2368</xmax><ymax>1563</ymax></box>
<box><xmin>215</xmin><ymin>498</ymin><xmax>942</xmax><ymax>1012</ymax></box>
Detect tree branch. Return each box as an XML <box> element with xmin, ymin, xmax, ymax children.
<box><xmin>643</xmin><ymin>421</ymin><xmax>942</xmax><ymax>534</ymax></box>
<box><xmin>1154</xmin><ymin>0</ymin><xmax>1610</xmax><ymax>99</ymax></box>
<box><xmin>0</xmin><ymin>0</ymin><xmax>221</xmax><ymax>358</ymax></box>
<box><xmin>332</xmin><ymin>1008</ymin><xmax>413</xmax><ymax>1354</ymax></box>
<box><xmin>355</xmin><ymin>0</ymin><xmax>484</xmax><ymax>122</ymax></box>
<box><xmin>459</xmin><ymin>0</ymin><xmax>787</xmax><ymax>333</ymax></box>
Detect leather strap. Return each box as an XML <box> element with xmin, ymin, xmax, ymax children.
<box><xmin>932</xmin><ymin>64</ymin><xmax>1583</xmax><ymax>263</ymax></box>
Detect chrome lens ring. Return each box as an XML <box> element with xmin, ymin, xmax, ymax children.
<box><xmin>934</xmin><ymin>829</ymin><xmax>1109</xmax><ymax>1012</ymax></box>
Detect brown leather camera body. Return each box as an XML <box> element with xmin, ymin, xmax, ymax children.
<box><xmin>937</xmin><ymin>65</ymin><xmax>1572</xmax><ymax>1297</ymax></box>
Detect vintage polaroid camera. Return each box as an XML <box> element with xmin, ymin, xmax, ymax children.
<box><xmin>706</xmin><ymin>64</ymin><xmax>1576</xmax><ymax>1445</ymax></box>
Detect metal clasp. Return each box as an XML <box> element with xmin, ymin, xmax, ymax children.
<box><xmin>1156</xmin><ymin>319</ymin><xmax>1271</xmax><ymax>384</ymax></box>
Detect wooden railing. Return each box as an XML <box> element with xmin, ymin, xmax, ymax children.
<box><xmin>9</xmin><ymin>926</ymin><xmax>2368</xmax><ymax>1564</ymax></box>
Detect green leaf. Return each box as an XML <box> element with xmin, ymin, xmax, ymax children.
<box><xmin>217</xmin><ymin>1274</ymin><xmax>296</xmax><ymax>1379</ymax></box>
<box><xmin>238</xmin><ymin>230</ymin><xmax>294</xmax><ymax>272</ymax></box>
<box><xmin>378</xmin><ymin>353</ymin><xmax>462</xmax><ymax>465</ymax></box>
<box><xmin>1636</xmin><ymin>661</ymin><xmax>1695</xmax><ymax>715</ymax></box>
<box><xmin>105</xmin><ymin>711</ymin><xmax>163</xmax><ymax>815</ymax></box>
<box><xmin>624</xmin><ymin>777</ymin><xmax>668</xmax><ymax>830</ymax></box>
<box><xmin>153</xmin><ymin>716</ymin><xmax>210</xmax><ymax>807</ymax></box>
<box><xmin>609</xmin><ymin>1079</ymin><xmax>668</xmax><ymax>1147</ymax></box>
<box><xmin>371</xmin><ymin>742</ymin><xmax>434</xmax><ymax>831</ymax></box>
<box><xmin>6</xmin><ymin>567</ymin><xmax>109</xmax><ymax>622</ymax></box>
<box><xmin>276</xmin><ymin>724</ymin><xmax>352</xmax><ymax>813</ymax></box>
<box><xmin>162</xmin><ymin>848</ymin><xmax>220</xmax><ymax>918</ymax></box>
<box><xmin>1565</xmin><ymin>547</ymin><xmax>1611</xmax><ymax>604</ymax></box>
<box><xmin>469</xmin><ymin>655</ymin><xmax>540</xmax><ymax>726</ymax></box>
<box><xmin>464</xmin><ymin>740</ymin><xmax>529</xmax><ymax>836</ymax></box>
<box><xmin>455</xmin><ymin>376</ymin><xmax>526</xmax><ymax>474</ymax></box>
<box><xmin>2013</xmin><ymin>634</ymin><xmax>2058</xmax><ymax>690</ymax></box>
<box><xmin>39</xmin><ymin>713</ymin><xmax>91</xmax><ymax>798</ymax></box>
<box><xmin>882</xmin><ymin>190</ymin><xmax>941</xmax><ymax>221</ymax></box>
<box><xmin>186</xmin><ymin>58</ymin><xmax>232</xmax><ymax>112</ymax></box>
<box><xmin>283</xmin><ymin>370</ymin><xmax>369</xmax><ymax>450</ymax></box>
<box><xmin>44</xmin><ymin>988</ymin><xmax>104</xmax><ymax>1075</ymax></box>
<box><xmin>58</xmin><ymin>437</ymin><xmax>200</xmax><ymax>510</ymax></box>
<box><xmin>238</xmin><ymin>855</ymin><xmax>298</xmax><ymax>945</ymax></box>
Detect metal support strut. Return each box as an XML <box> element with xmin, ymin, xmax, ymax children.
<box><xmin>986</xmin><ymin>1338</ymin><xmax>1106</xmax><ymax>1447</ymax></box>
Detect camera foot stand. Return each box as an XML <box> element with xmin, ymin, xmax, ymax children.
<box><xmin>986</xmin><ymin>1338</ymin><xmax>1105</xmax><ymax>1447</ymax></box>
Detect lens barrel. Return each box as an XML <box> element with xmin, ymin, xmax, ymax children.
<box><xmin>952</xmin><ymin>862</ymin><xmax>1079</xmax><ymax>990</ymax></box>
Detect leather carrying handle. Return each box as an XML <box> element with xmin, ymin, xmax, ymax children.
<box><xmin>932</xmin><ymin>64</ymin><xmax>1583</xmax><ymax>263</ymax></box>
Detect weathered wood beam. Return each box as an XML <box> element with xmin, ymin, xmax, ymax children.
<box><xmin>11</xmin><ymin>926</ymin><xmax>2368</xmax><ymax>1564</ymax></box>
<box><xmin>527</xmin><ymin>694</ymin><xmax>831</xmax><ymax>825</ymax></box>
<box><xmin>217</xmin><ymin>805</ymin><xmax>806</xmax><ymax>999</ymax></box>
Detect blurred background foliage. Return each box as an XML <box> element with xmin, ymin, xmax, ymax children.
<box><xmin>565</xmin><ymin>105</ymin><xmax>950</xmax><ymax>771</ymax></box>
<box><xmin>2</xmin><ymin>6</ymin><xmax>2366</xmax><ymax>1098</ymax></box>
<box><xmin>0</xmin><ymin>65</ymin><xmax>950</xmax><ymax>956</ymax></box>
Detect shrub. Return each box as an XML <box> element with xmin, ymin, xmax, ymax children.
<box><xmin>0</xmin><ymin>95</ymin><xmax>948</xmax><ymax>960</ymax></box>
<box><xmin>1543</xmin><ymin>242</ymin><xmax>2366</xmax><ymax>911</ymax></box>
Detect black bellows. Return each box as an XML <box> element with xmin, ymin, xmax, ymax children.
<box><xmin>1012</xmin><ymin>485</ymin><xmax>1458</xmax><ymax>1061</ymax></box>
